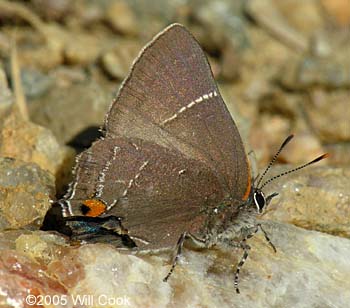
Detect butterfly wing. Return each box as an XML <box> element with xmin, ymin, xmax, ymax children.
<box><xmin>64</xmin><ymin>137</ymin><xmax>223</xmax><ymax>249</ymax></box>
<box><xmin>105</xmin><ymin>24</ymin><xmax>250</xmax><ymax>199</ymax></box>
<box><xmin>59</xmin><ymin>24</ymin><xmax>251</xmax><ymax>249</ymax></box>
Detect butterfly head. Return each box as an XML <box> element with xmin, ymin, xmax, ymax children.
<box><xmin>252</xmin><ymin>188</ymin><xmax>278</xmax><ymax>214</ymax></box>
<box><xmin>249</xmin><ymin>134</ymin><xmax>328</xmax><ymax>215</ymax></box>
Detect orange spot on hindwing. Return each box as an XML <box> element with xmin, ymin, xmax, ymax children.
<box><xmin>81</xmin><ymin>199</ymin><xmax>107</xmax><ymax>217</ymax></box>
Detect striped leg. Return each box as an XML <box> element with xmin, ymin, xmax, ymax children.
<box><xmin>234</xmin><ymin>225</ymin><xmax>260</xmax><ymax>293</ymax></box>
<box><xmin>163</xmin><ymin>232</ymin><xmax>209</xmax><ymax>282</ymax></box>
<box><xmin>234</xmin><ymin>225</ymin><xmax>259</xmax><ymax>293</ymax></box>
<box><xmin>257</xmin><ymin>223</ymin><xmax>277</xmax><ymax>253</ymax></box>
<box><xmin>234</xmin><ymin>224</ymin><xmax>277</xmax><ymax>293</ymax></box>
<box><xmin>163</xmin><ymin>232</ymin><xmax>187</xmax><ymax>282</ymax></box>
<box><xmin>234</xmin><ymin>239</ymin><xmax>250</xmax><ymax>294</ymax></box>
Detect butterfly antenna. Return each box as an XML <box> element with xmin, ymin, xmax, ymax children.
<box><xmin>259</xmin><ymin>153</ymin><xmax>329</xmax><ymax>190</ymax></box>
<box><xmin>256</xmin><ymin>134</ymin><xmax>294</xmax><ymax>188</ymax></box>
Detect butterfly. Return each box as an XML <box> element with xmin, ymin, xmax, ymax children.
<box><xmin>42</xmin><ymin>24</ymin><xmax>327</xmax><ymax>293</ymax></box>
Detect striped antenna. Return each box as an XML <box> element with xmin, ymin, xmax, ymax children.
<box><xmin>259</xmin><ymin>153</ymin><xmax>329</xmax><ymax>190</ymax></box>
<box><xmin>256</xmin><ymin>134</ymin><xmax>294</xmax><ymax>188</ymax></box>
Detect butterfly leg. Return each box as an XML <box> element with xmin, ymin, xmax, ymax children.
<box><xmin>257</xmin><ymin>223</ymin><xmax>276</xmax><ymax>252</ymax></box>
<box><xmin>234</xmin><ymin>223</ymin><xmax>276</xmax><ymax>293</ymax></box>
<box><xmin>234</xmin><ymin>225</ymin><xmax>261</xmax><ymax>293</ymax></box>
<box><xmin>234</xmin><ymin>239</ymin><xmax>251</xmax><ymax>294</ymax></box>
<box><xmin>163</xmin><ymin>232</ymin><xmax>208</xmax><ymax>282</ymax></box>
<box><xmin>163</xmin><ymin>232</ymin><xmax>187</xmax><ymax>282</ymax></box>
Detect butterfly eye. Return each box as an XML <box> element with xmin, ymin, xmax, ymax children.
<box><xmin>253</xmin><ymin>190</ymin><xmax>266</xmax><ymax>213</ymax></box>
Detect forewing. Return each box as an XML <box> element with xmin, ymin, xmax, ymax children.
<box><xmin>105</xmin><ymin>24</ymin><xmax>250</xmax><ymax>201</ymax></box>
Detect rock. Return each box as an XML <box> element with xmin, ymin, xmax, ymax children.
<box><xmin>246</xmin><ymin>0</ymin><xmax>308</xmax><ymax>52</ymax></box>
<box><xmin>220</xmin><ymin>43</ymin><xmax>240</xmax><ymax>81</ymax></box>
<box><xmin>15</xmin><ymin>28</ymin><xmax>65</xmax><ymax>71</ymax></box>
<box><xmin>0</xmin><ymin>31</ymin><xmax>11</xmax><ymax>58</ymax></box>
<box><xmin>15</xmin><ymin>232</ymin><xmax>68</xmax><ymax>263</ymax></box>
<box><xmin>0</xmin><ymin>241</ymin><xmax>69</xmax><ymax>307</ymax></box>
<box><xmin>280</xmin><ymin>54</ymin><xmax>350</xmax><ymax>90</ymax></box>
<box><xmin>307</xmin><ymin>89</ymin><xmax>350</xmax><ymax>142</ymax></box>
<box><xmin>31</xmin><ymin>0</ymin><xmax>71</xmax><ymax>21</ymax></box>
<box><xmin>223</xmin><ymin>27</ymin><xmax>294</xmax><ymax>164</ymax></box>
<box><xmin>105</xmin><ymin>0</ymin><xmax>139</xmax><ymax>36</ymax></box>
<box><xmin>101</xmin><ymin>40</ymin><xmax>142</xmax><ymax>80</ymax></box>
<box><xmin>1</xmin><ymin>219</ymin><xmax>350</xmax><ymax>307</ymax></box>
<box><xmin>0</xmin><ymin>2</ymin><xmax>66</xmax><ymax>70</ymax></box>
<box><xmin>272</xmin><ymin>0</ymin><xmax>324</xmax><ymax>36</ymax></box>
<box><xmin>50</xmin><ymin>66</ymin><xmax>88</xmax><ymax>87</ymax></box>
<box><xmin>64</xmin><ymin>32</ymin><xmax>103</xmax><ymax>66</ymax></box>
<box><xmin>324</xmin><ymin>143</ymin><xmax>350</xmax><ymax>166</ymax></box>
<box><xmin>218</xmin><ymin>83</ymin><xmax>252</xmax><ymax>147</ymax></box>
<box><xmin>263</xmin><ymin>166</ymin><xmax>350</xmax><ymax>237</ymax></box>
<box><xmin>320</xmin><ymin>0</ymin><xmax>350</xmax><ymax>27</ymax></box>
<box><xmin>278</xmin><ymin>27</ymin><xmax>350</xmax><ymax>90</ymax></box>
<box><xmin>256</xmin><ymin>88</ymin><xmax>299</xmax><ymax>118</ymax></box>
<box><xmin>194</xmin><ymin>0</ymin><xmax>248</xmax><ymax>50</ymax></box>
<box><xmin>0</xmin><ymin>229</ymin><xmax>27</xmax><ymax>249</ymax></box>
<box><xmin>247</xmin><ymin>91</ymin><xmax>316</xmax><ymax>166</ymax></box>
<box><xmin>0</xmin><ymin>61</ymin><xmax>13</xmax><ymax>117</ymax></box>
<box><xmin>193</xmin><ymin>0</ymin><xmax>248</xmax><ymax>80</ymax></box>
<box><xmin>278</xmin><ymin>132</ymin><xmax>325</xmax><ymax>165</ymax></box>
<box><xmin>0</xmin><ymin>157</ymin><xmax>54</xmax><ymax>230</ymax></box>
<box><xmin>0</xmin><ymin>110</ymin><xmax>74</xmax><ymax>179</ymax></box>
<box><xmin>18</xmin><ymin>67</ymin><xmax>54</xmax><ymax>99</ymax></box>
<box><xmin>249</xmin><ymin>114</ymin><xmax>290</xmax><ymax>165</ymax></box>
<box><xmin>68</xmin><ymin>0</ymin><xmax>105</xmax><ymax>26</ymax></box>
<box><xmin>29</xmin><ymin>80</ymin><xmax>112</xmax><ymax>144</ymax></box>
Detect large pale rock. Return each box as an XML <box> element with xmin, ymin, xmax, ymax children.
<box><xmin>263</xmin><ymin>166</ymin><xmax>350</xmax><ymax>237</ymax></box>
<box><xmin>1</xmin><ymin>221</ymin><xmax>350</xmax><ymax>308</ymax></box>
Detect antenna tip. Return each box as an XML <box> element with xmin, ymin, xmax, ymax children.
<box><xmin>281</xmin><ymin>134</ymin><xmax>294</xmax><ymax>147</ymax></box>
<box><xmin>321</xmin><ymin>153</ymin><xmax>330</xmax><ymax>159</ymax></box>
<box><xmin>311</xmin><ymin>153</ymin><xmax>329</xmax><ymax>164</ymax></box>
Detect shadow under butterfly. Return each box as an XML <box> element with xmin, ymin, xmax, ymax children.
<box><xmin>41</xmin><ymin>23</ymin><xmax>328</xmax><ymax>293</ymax></box>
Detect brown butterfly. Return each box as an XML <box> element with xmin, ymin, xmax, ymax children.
<box><xmin>42</xmin><ymin>24</ymin><xmax>327</xmax><ymax>293</ymax></box>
